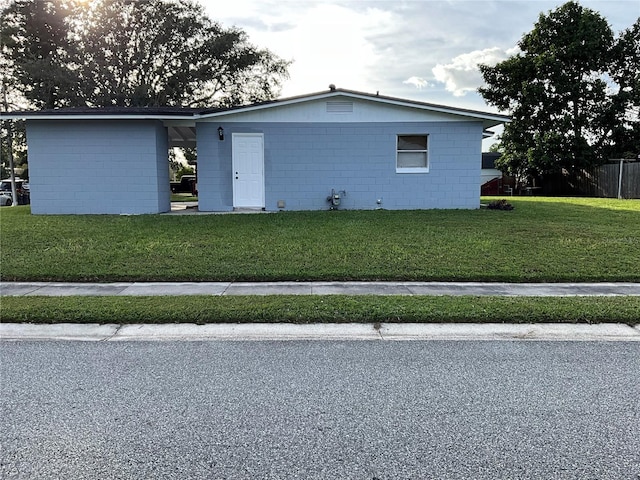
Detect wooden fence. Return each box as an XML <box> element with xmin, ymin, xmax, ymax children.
<box><xmin>543</xmin><ymin>162</ymin><xmax>640</xmax><ymax>199</ymax></box>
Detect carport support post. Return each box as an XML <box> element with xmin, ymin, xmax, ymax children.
<box><xmin>1</xmin><ymin>82</ymin><xmax>18</xmax><ymax>206</ymax></box>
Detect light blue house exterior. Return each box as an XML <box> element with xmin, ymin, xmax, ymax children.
<box><xmin>25</xmin><ymin>119</ymin><xmax>171</xmax><ymax>214</ymax></box>
<box><xmin>3</xmin><ymin>88</ymin><xmax>508</xmax><ymax>214</ymax></box>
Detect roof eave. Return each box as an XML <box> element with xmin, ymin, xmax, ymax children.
<box><xmin>197</xmin><ymin>88</ymin><xmax>511</xmax><ymax>125</ymax></box>
<box><xmin>0</xmin><ymin>88</ymin><xmax>511</xmax><ymax>126</ymax></box>
<box><xmin>0</xmin><ymin>113</ymin><xmax>197</xmax><ymax>121</ymax></box>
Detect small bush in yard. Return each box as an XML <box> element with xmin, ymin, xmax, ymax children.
<box><xmin>487</xmin><ymin>199</ymin><xmax>514</xmax><ymax>210</ymax></box>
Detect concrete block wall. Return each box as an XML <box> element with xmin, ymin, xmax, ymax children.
<box><xmin>197</xmin><ymin>123</ymin><xmax>234</xmax><ymax>212</ymax></box>
<box><xmin>26</xmin><ymin>120</ymin><xmax>170</xmax><ymax>214</ymax></box>
<box><xmin>153</xmin><ymin>122</ymin><xmax>170</xmax><ymax>212</ymax></box>
<box><xmin>197</xmin><ymin>121</ymin><xmax>482</xmax><ymax>211</ymax></box>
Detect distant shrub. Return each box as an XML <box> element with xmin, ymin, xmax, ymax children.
<box><xmin>487</xmin><ymin>199</ymin><xmax>514</xmax><ymax>210</ymax></box>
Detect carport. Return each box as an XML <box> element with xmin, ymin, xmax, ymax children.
<box><xmin>1</xmin><ymin>107</ymin><xmax>199</xmax><ymax>214</ymax></box>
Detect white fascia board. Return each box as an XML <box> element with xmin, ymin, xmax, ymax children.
<box><xmin>196</xmin><ymin>90</ymin><xmax>510</xmax><ymax>128</ymax></box>
<box><xmin>483</xmin><ymin>130</ymin><xmax>498</xmax><ymax>138</ymax></box>
<box><xmin>1</xmin><ymin>90</ymin><xmax>510</xmax><ymax>127</ymax></box>
<box><xmin>340</xmin><ymin>92</ymin><xmax>509</xmax><ymax>123</ymax></box>
<box><xmin>195</xmin><ymin>95</ymin><xmax>335</xmax><ymax>119</ymax></box>
<box><xmin>163</xmin><ymin>119</ymin><xmax>197</xmax><ymax>127</ymax></box>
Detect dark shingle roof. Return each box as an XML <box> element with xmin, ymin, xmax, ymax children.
<box><xmin>3</xmin><ymin>105</ymin><xmax>201</xmax><ymax>116</ymax></box>
<box><xmin>1</xmin><ymin>88</ymin><xmax>510</xmax><ymax>128</ymax></box>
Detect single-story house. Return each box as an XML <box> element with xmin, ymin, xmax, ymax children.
<box><xmin>1</xmin><ymin>87</ymin><xmax>509</xmax><ymax>214</ymax></box>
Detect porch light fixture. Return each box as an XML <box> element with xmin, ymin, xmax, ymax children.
<box><xmin>218</xmin><ymin>126</ymin><xmax>224</xmax><ymax>141</ymax></box>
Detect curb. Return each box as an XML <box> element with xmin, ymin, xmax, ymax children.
<box><xmin>1</xmin><ymin>323</ymin><xmax>639</xmax><ymax>342</ymax></box>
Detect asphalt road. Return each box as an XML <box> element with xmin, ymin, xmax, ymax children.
<box><xmin>1</xmin><ymin>340</ymin><xmax>639</xmax><ymax>479</ymax></box>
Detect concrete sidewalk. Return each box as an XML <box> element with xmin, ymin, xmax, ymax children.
<box><xmin>2</xmin><ymin>322</ymin><xmax>639</xmax><ymax>342</ymax></box>
<box><xmin>2</xmin><ymin>281</ymin><xmax>640</xmax><ymax>297</ymax></box>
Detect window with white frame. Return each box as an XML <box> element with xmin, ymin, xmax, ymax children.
<box><xmin>396</xmin><ymin>134</ymin><xmax>428</xmax><ymax>173</ymax></box>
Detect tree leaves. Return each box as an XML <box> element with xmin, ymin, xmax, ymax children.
<box><xmin>479</xmin><ymin>1</ymin><xmax>639</xmax><ymax>179</ymax></box>
<box><xmin>1</xmin><ymin>0</ymin><xmax>79</xmax><ymax>109</ymax></box>
<box><xmin>608</xmin><ymin>18</ymin><xmax>640</xmax><ymax>158</ymax></box>
<box><xmin>1</xmin><ymin>0</ymin><xmax>291</xmax><ymax>109</ymax></box>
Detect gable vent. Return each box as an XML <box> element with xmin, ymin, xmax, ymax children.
<box><xmin>326</xmin><ymin>101</ymin><xmax>353</xmax><ymax>113</ymax></box>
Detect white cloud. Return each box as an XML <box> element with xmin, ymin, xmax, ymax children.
<box><xmin>403</xmin><ymin>76</ymin><xmax>431</xmax><ymax>89</ymax></box>
<box><xmin>206</xmin><ymin>1</ymin><xmax>397</xmax><ymax>96</ymax></box>
<box><xmin>201</xmin><ymin>0</ymin><xmax>632</xmax><ymax>108</ymax></box>
<box><xmin>432</xmin><ymin>47</ymin><xmax>519</xmax><ymax>97</ymax></box>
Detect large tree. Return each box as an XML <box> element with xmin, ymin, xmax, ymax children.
<box><xmin>1</xmin><ymin>0</ymin><xmax>79</xmax><ymax>109</ymax></box>
<box><xmin>0</xmin><ymin>13</ymin><xmax>27</xmax><ymax>181</ymax></box>
<box><xmin>606</xmin><ymin>18</ymin><xmax>640</xmax><ymax>159</ymax></box>
<box><xmin>1</xmin><ymin>0</ymin><xmax>290</xmax><ymax>109</ymax></box>
<box><xmin>479</xmin><ymin>2</ymin><xmax>638</xmax><ymax>181</ymax></box>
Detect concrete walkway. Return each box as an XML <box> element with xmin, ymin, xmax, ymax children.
<box><xmin>2</xmin><ymin>281</ymin><xmax>640</xmax><ymax>297</ymax></box>
<box><xmin>3</xmin><ymin>281</ymin><xmax>639</xmax><ymax>341</ymax></box>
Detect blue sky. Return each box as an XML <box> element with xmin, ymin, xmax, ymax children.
<box><xmin>204</xmin><ymin>0</ymin><xmax>638</xmax><ymax>114</ymax></box>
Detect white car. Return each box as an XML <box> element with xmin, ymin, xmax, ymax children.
<box><xmin>0</xmin><ymin>192</ymin><xmax>12</xmax><ymax>206</ymax></box>
<box><xmin>0</xmin><ymin>178</ymin><xmax>30</xmax><ymax>205</ymax></box>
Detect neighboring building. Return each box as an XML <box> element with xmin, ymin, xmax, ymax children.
<box><xmin>1</xmin><ymin>87</ymin><xmax>509</xmax><ymax>214</ymax></box>
<box><xmin>480</xmin><ymin>152</ymin><xmax>516</xmax><ymax>196</ymax></box>
<box><xmin>481</xmin><ymin>152</ymin><xmax>503</xmax><ymax>185</ymax></box>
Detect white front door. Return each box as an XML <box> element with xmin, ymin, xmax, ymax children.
<box><xmin>232</xmin><ymin>133</ymin><xmax>265</xmax><ymax>208</ymax></box>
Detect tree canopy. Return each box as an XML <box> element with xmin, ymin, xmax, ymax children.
<box><xmin>608</xmin><ymin>18</ymin><xmax>640</xmax><ymax>159</ymax></box>
<box><xmin>479</xmin><ymin>2</ymin><xmax>639</xmax><ymax>181</ymax></box>
<box><xmin>0</xmin><ymin>0</ymin><xmax>290</xmax><ymax>109</ymax></box>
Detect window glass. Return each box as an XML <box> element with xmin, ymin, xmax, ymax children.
<box><xmin>397</xmin><ymin>152</ymin><xmax>427</xmax><ymax>168</ymax></box>
<box><xmin>398</xmin><ymin>136</ymin><xmax>427</xmax><ymax>151</ymax></box>
<box><xmin>397</xmin><ymin>135</ymin><xmax>428</xmax><ymax>172</ymax></box>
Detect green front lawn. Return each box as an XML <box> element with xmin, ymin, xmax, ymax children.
<box><xmin>1</xmin><ymin>197</ymin><xmax>639</xmax><ymax>282</ymax></box>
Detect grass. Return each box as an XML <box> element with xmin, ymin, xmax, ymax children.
<box><xmin>171</xmin><ymin>193</ymin><xmax>198</xmax><ymax>202</ymax></box>
<box><xmin>2</xmin><ymin>197</ymin><xmax>638</xmax><ymax>324</ymax></box>
<box><xmin>2</xmin><ymin>295</ymin><xmax>639</xmax><ymax>325</ymax></box>
<box><xmin>1</xmin><ymin>197</ymin><xmax>639</xmax><ymax>282</ymax></box>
